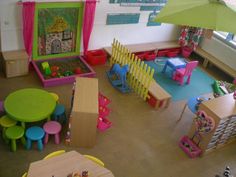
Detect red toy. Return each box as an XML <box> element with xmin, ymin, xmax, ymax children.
<box><xmin>74</xmin><ymin>67</ymin><xmax>82</xmax><ymax>74</ymax></box>
<box><xmin>51</xmin><ymin>65</ymin><xmax>59</xmax><ymax>72</ymax></box>
<box><xmin>51</xmin><ymin>71</ymin><xmax>57</xmax><ymax>77</ymax></box>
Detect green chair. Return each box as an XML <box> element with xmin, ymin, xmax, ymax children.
<box><xmin>0</xmin><ymin>115</ymin><xmax>17</xmax><ymax>142</ymax></box>
<box><xmin>5</xmin><ymin>125</ymin><xmax>25</xmax><ymax>152</ymax></box>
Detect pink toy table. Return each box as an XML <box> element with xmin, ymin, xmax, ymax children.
<box><xmin>43</xmin><ymin>121</ymin><xmax>62</xmax><ymax>144</ymax></box>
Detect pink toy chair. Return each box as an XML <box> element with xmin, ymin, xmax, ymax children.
<box><xmin>43</xmin><ymin>121</ymin><xmax>62</xmax><ymax>144</ymax></box>
<box><xmin>173</xmin><ymin>61</ymin><xmax>198</xmax><ymax>85</ymax></box>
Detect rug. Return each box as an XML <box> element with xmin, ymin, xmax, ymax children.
<box><xmin>145</xmin><ymin>57</ymin><xmax>215</xmax><ymax>101</ymax></box>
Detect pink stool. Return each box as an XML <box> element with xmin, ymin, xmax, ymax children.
<box><xmin>43</xmin><ymin>121</ymin><xmax>62</xmax><ymax>144</ymax></box>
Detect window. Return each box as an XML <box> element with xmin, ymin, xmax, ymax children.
<box><xmin>214</xmin><ymin>31</ymin><xmax>236</xmax><ymax>49</ymax></box>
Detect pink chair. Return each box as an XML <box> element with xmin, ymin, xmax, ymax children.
<box><xmin>173</xmin><ymin>61</ymin><xmax>198</xmax><ymax>85</ymax></box>
<box><xmin>43</xmin><ymin>121</ymin><xmax>62</xmax><ymax>144</ymax></box>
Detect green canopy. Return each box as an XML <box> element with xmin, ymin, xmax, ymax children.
<box><xmin>155</xmin><ymin>0</ymin><xmax>236</xmax><ymax>34</ymax></box>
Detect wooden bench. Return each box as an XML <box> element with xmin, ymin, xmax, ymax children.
<box><xmin>104</xmin><ymin>41</ymin><xmax>180</xmax><ymax>56</ymax></box>
<box><xmin>147</xmin><ymin>80</ymin><xmax>171</xmax><ymax>110</ymax></box>
<box><xmin>194</xmin><ymin>47</ymin><xmax>236</xmax><ymax>78</ymax></box>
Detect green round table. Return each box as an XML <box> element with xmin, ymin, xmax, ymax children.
<box><xmin>4</xmin><ymin>88</ymin><xmax>56</xmax><ymax>128</ymax></box>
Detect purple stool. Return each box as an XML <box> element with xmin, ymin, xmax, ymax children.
<box><xmin>43</xmin><ymin>121</ymin><xmax>62</xmax><ymax>144</ymax></box>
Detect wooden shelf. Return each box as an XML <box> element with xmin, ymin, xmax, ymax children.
<box><xmin>104</xmin><ymin>40</ymin><xmax>180</xmax><ymax>56</ymax></box>
<box><xmin>188</xmin><ymin>93</ymin><xmax>236</xmax><ymax>154</ymax></box>
<box><xmin>195</xmin><ymin>47</ymin><xmax>236</xmax><ymax>78</ymax></box>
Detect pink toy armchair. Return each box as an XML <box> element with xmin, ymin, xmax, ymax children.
<box><xmin>173</xmin><ymin>61</ymin><xmax>198</xmax><ymax>85</ymax></box>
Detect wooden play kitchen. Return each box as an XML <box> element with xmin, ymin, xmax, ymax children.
<box><xmin>187</xmin><ymin>93</ymin><xmax>236</xmax><ymax>154</ymax></box>
<box><xmin>69</xmin><ymin>77</ymin><xmax>98</xmax><ymax>148</ymax></box>
<box><xmin>27</xmin><ymin>151</ymin><xmax>114</xmax><ymax>177</ymax></box>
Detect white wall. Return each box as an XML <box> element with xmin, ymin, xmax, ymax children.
<box><xmin>89</xmin><ymin>1</ymin><xmax>179</xmax><ymax>49</ymax></box>
<box><xmin>0</xmin><ymin>0</ymin><xmax>179</xmax><ymax>52</ymax></box>
<box><xmin>200</xmin><ymin>37</ymin><xmax>236</xmax><ymax>70</ymax></box>
<box><xmin>0</xmin><ymin>1</ymin><xmax>24</xmax><ymax>51</ymax></box>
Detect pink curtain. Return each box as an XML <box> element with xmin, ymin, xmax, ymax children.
<box><xmin>82</xmin><ymin>0</ymin><xmax>97</xmax><ymax>54</ymax></box>
<box><xmin>22</xmin><ymin>2</ymin><xmax>35</xmax><ymax>60</ymax></box>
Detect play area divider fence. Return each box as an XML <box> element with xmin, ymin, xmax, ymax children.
<box><xmin>110</xmin><ymin>39</ymin><xmax>155</xmax><ymax>101</ymax></box>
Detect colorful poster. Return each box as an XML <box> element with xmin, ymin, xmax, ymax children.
<box><xmin>106</xmin><ymin>13</ymin><xmax>140</xmax><ymax>25</ymax></box>
<box><xmin>38</xmin><ymin>8</ymin><xmax>79</xmax><ymax>56</ymax></box>
<box><xmin>33</xmin><ymin>3</ymin><xmax>83</xmax><ymax>60</ymax></box>
<box><xmin>109</xmin><ymin>0</ymin><xmax>167</xmax><ymax>26</ymax></box>
<box><xmin>109</xmin><ymin>0</ymin><xmax>167</xmax><ymax>6</ymax></box>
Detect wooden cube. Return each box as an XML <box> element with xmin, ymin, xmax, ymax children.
<box><xmin>70</xmin><ymin>77</ymin><xmax>98</xmax><ymax>148</ymax></box>
<box><xmin>2</xmin><ymin>50</ymin><xmax>28</xmax><ymax>78</ymax></box>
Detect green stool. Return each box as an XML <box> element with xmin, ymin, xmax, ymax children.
<box><xmin>5</xmin><ymin>126</ymin><xmax>25</xmax><ymax>152</ymax></box>
<box><xmin>0</xmin><ymin>115</ymin><xmax>17</xmax><ymax>142</ymax></box>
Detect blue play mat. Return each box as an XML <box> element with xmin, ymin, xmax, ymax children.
<box><xmin>145</xmin><ymin>57</ymin><xmax>214</xmax><ymax>101</ymax></box>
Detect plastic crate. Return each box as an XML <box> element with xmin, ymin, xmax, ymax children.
<box><xmin>134</xmin><ymin>52</ymin><xmax>146</xmax><ymax>60</ymax></box>
<box><xmin>179</xmin><ymin>136</ymin><xmax>202</xmax><ymax>158</ymax></box>
<box><xmin>99</xmin><ymin>106</ymin><xmax>110</xmax><ymax>118</ymax></box>
<box><xmin>97</xmin><ymin>117</ymin><xmax>112</xmax><ymax>132</ymax></box>
<box><xmin>99</xmin><ymin>92</ymin><xmax>111</xmax><ymax>106</ymax></box>
<box><xmin>157</xmin><ymin>50</ymin><xmax>168</xmax><ymax>57</ymax></box>
<box><xmin>86</xmin><ymin>49</ymin><xmax>107</xmax><ymax>65</ymax></box>
<box><xmin>145</xmin><ymin>51</ymin><xmax>156</xmax><ymax>61</ymax></box>
<box><xmin>166</xmin><ymin>51</ymin><xmax>179</xmax><ymax>58</ymax></box>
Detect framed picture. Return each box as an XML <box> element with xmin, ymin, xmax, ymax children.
<box><xmin>33</xmin><ymin>2</ymin><xmax>84</xmax><ymax>60</ymax></box>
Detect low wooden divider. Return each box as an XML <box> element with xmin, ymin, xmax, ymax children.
<box><xmin>110</xmin><ymin>39</ymin><xmax>171</xmax><ymax>109</ymax></box>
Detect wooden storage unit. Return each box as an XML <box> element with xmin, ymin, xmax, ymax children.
<box><xmin>2</xmin><ymin>50</ymin><xmax>28</xmax><ymax>78</ymax></box>
<box><xmin>70</xmin><ymin>77</ymin><xmax>98</xmax><ymax>148</ymax></box>
<box><xmin>188</xmin><ymin>93</ymin><xmax>236</xmax><ymax>154</ymax></box>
